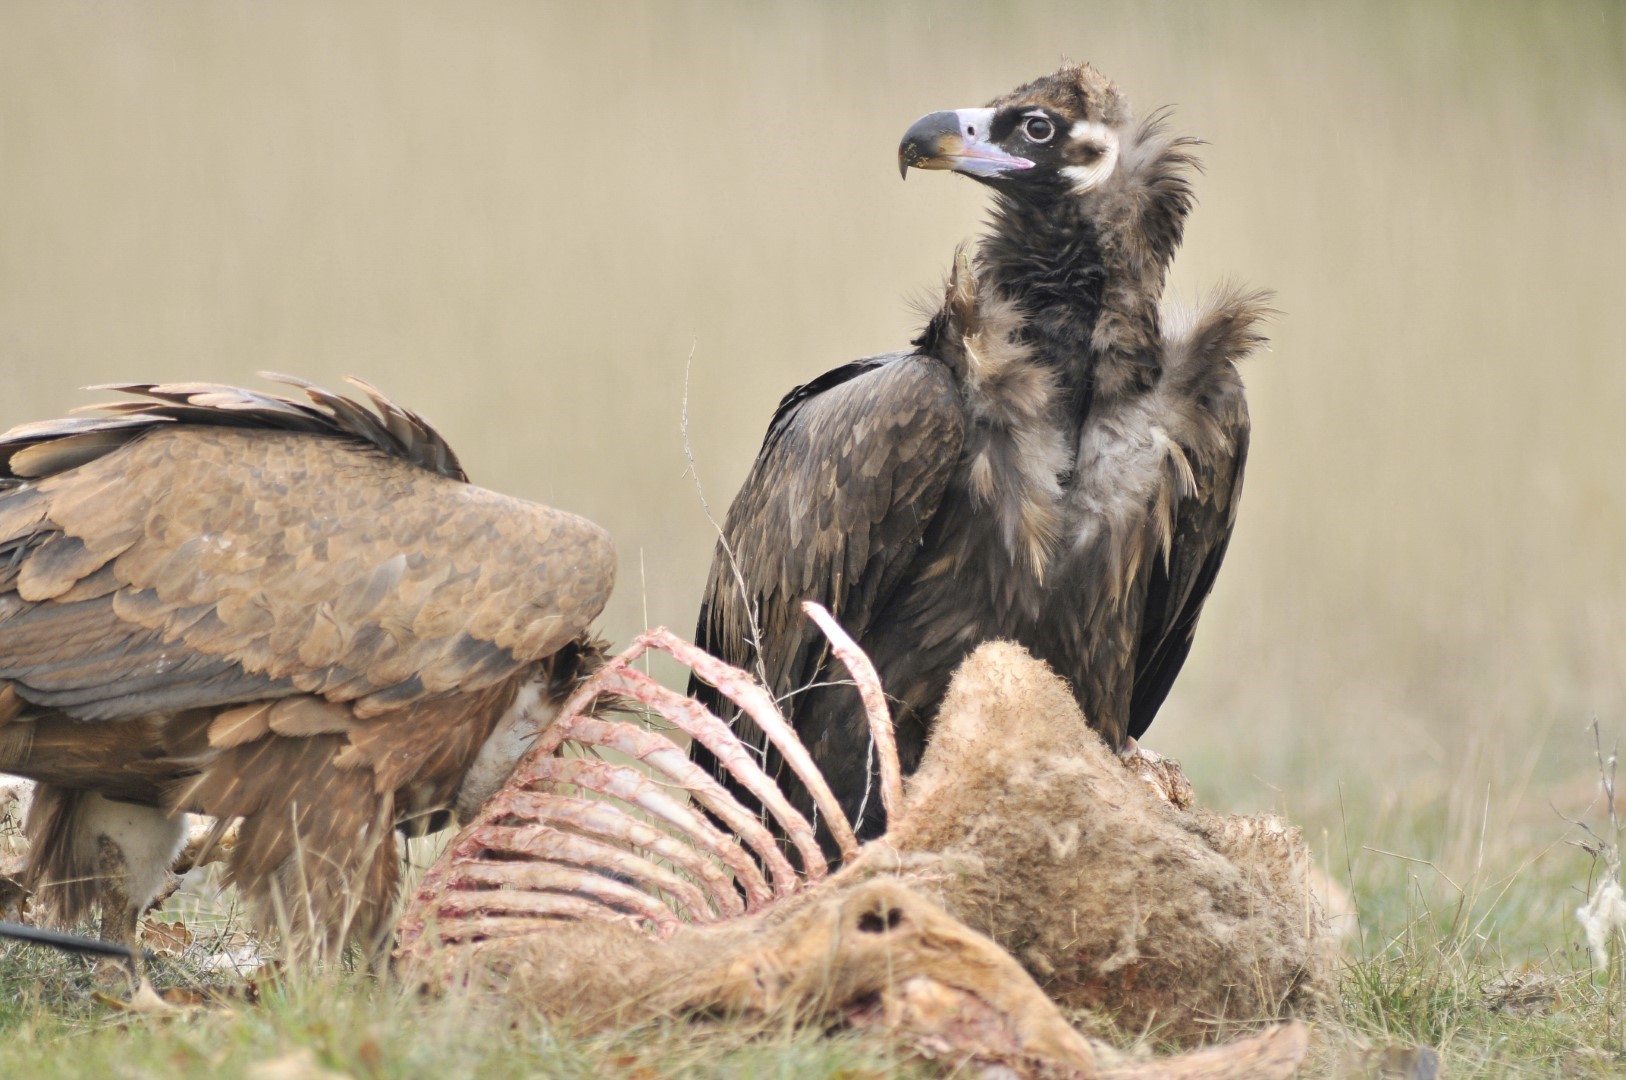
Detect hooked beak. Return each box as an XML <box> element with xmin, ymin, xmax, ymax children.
<box><xmin>898</xmin><ymin>108</ymin><xmax>1035</xmax><ymax>180</ymax></box>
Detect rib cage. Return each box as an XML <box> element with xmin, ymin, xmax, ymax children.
<box><xmin>396</xmin><ymin>606</ymin><xmax>898</xmax><ymax>951</ymax></box>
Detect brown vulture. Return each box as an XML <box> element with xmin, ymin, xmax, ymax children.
<box><xmin>0</xmin><ymin>377</ymin><xmax>613</xmax><ymax>952</ymax></box>
<box><xmin>693</xmin><ymin>63</ymin><xmax>1268</xmax><ymax>844</ymax></box>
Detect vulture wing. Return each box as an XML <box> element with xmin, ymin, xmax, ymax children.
<box><xmin>0</xmin><ymin>379</ymin><xmax>615</xmax><ymax>723</ymax></box>
<box><xmin>1126</xmin><ymin>424</ymin><xmax>1247</xmax><ymax>741</ymax></box>
<box><xmin>0</xmin><ymin>378</ymin><xmax>613</xmax><ymax>948</ymax></box>
<box><xmin>692</xmin><ymin>352</ymin><xmax>965</xmax><ymax>737</ymax></box>
<box><xmin>1126</xmin><ymin>293</ymin><xmax>1264</xmax><ymax>741</ymax></box>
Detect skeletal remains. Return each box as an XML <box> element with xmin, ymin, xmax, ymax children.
<box><xmin>398</xmin><ymin>603</ymin><xmax>1328</xmax><ymax>1078</ymax></box>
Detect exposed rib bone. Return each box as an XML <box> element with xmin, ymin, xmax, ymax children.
<box><xmin>562</xmin><ymin>714</ymin><xmax>807</xmax><ymax>892</ymax></box>
<box><xmin>433</xmin><ymin>896</ymin><xmax>643</xmax><ymax>935</ymax></box>
<box><xmin>639</xmin><ymin>628</ymin><xmax>861</xmax><ymax>860</ymax></box>
<box><xmin>426</xmin><ymin>914</ymin><xmax>625</xmax><ymax>944</ymax></box>
<box><xmin>463</xmin><ymin>818</ymin><xmax>715</xmax><ymax>922</ymax></box>
<box><xmin>490</xmin><ymin>792</ymin><xmax>743</xmax><ymax>918</ymax></box>
<box><xmin>582</xmin><ymin>671</ymin><xmax>828</xmax><ymax>879</ymax></box>
<box><xmin>801</xmin><ymin>601</ymin><xmax>902</xmax><ymax>824</ymax></box>
<box><xmin>446</xmin><ymin>860</ymin><xmax>682</xmax><ymax>935</ymax></box>
<box><xmin>523</xmin><ymin>756</ymin><xmax>774</xmax><ymax>908</ymax></box>
<box><xmin>399</xmin><ymin>615</ymin><xmax>898</xmax><ymax>956</ymax></box>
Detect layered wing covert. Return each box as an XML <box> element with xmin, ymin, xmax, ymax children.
<box><xmin>0</xmin><ymin>379</ymin><xmax>614</xmax><ymax>722</ymax></box>
<box><xmin>1128</xmin><ymin>291</ymin><xmax>1267</xmax><ymax>739</ymax></box>
<box><xmin>693</xmin><ymin>353</ymin><xmax>965</xmax><ymax>714</ymax></box>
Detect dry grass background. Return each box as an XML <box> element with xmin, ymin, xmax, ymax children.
<box><xmin>2</xmin><ymin>1</ymin><xmax>1625</xmax><ymax>1074</ymax></box>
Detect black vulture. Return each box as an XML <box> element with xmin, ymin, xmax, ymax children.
<box><xmin>0</xmin><ymin>378</ymin><xmax>613</xmax><ymax>951</ymax></box>
<box><xmin>693</xmin><ymin>64</ymin><xmax>1268</xmax><ymax>844</ymax></box>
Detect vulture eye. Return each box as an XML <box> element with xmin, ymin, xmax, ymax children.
<box><xmin>1022</xmin><ymin>116</ymin><xmax>1055</xmax><ymax>143</ymax></box>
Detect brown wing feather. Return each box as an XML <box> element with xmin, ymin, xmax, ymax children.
<box><xmin>693</xmin><ymin>351</ymin><xmax>965</xmax><ymax>717</ymax></box>
<box><xmin>0</xmin><ymin>378</ymin><xmax>610</xmax><ymax>945</ymax></box>
<box><xmin>1127</xmin><ymin>423</ymin><xmax>1247</xmax><ymax>740</ymax></box>
<box><xmin>0</xmin><ymin>380</ymin><xmax>615</xmax><ymax>723</ymax></box>
<box><xmin>181</xmin><ymin>731</ymin><xmax>401</xmax><ymax>948</ymax></box>
<box><xmin>1128</xmin><ymin>289</ymin><xmax>1268</xmax><ymax>740</ymax></box>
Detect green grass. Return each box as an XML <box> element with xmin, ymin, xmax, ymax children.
<box><xmin>0</xmin><ymin>949</ymin><xmax>929</xmax><ymax>1080</ymax></box>
<box><xmin>1288</xmin><ymin>742</ymin><xmax>1626</xmax><ymax>1077</ymax></box>
<box><xmin>5</xmin><ymin>784</ymin><xmax>1626</xmax><ymax>1079</ymax></box>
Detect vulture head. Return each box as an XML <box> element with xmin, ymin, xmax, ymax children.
<box><xmin>898</xmin><ymin>63</ymin><xmax>1132</xmax><ymax>202</ymax></box>
<box><xmin>900</xmin><ymin>61</ymin><xmax>1202</xmax><ymax>395</ymax></box>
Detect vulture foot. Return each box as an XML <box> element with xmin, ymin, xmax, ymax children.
<box><xmin>1119</xmin><ymin>737</ymin><xmax>1196</xmax><ymax>810</ymax></box>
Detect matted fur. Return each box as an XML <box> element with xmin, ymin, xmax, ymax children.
<box><xmin>405</xmin><ymin>642</ymin><xmax>1329</xmax><ymax>1058</ymax></box>
<box><xmin>873</xmin><ymin>642</ymin><xmax>1325</xmax><ymax>1036</ymax></box>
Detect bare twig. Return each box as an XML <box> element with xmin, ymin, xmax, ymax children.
<box><xmin>1572</xmin><ymin>719</ymin><xmax>1626</xmax><ymax>975</ymax></box>
<box><xmin>680</xmin><ymin>344</ymin><xmax>768</xmax><ymax>688</ymax></box>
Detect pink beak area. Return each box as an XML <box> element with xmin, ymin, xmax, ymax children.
<box><xmin>898</xmin><ymin>107</ymin><xmax>1036</xmax><ymax>179</ymax></box>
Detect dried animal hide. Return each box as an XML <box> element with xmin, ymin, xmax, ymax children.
<box><xmin>865</xmin><ymin>641</ymin><xmax>1329</xmax><ymax>1036</ymax></box>
<box><xmin>398</xmin><ymin>627</ymin><xmax>1327</xmax><ymax>1077</ymax></box>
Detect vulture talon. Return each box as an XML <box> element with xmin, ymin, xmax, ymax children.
<box><xmin>1119</xmin><ymin>737</ymin><xmax>1196</xmax><ymax>810</ymax></box>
